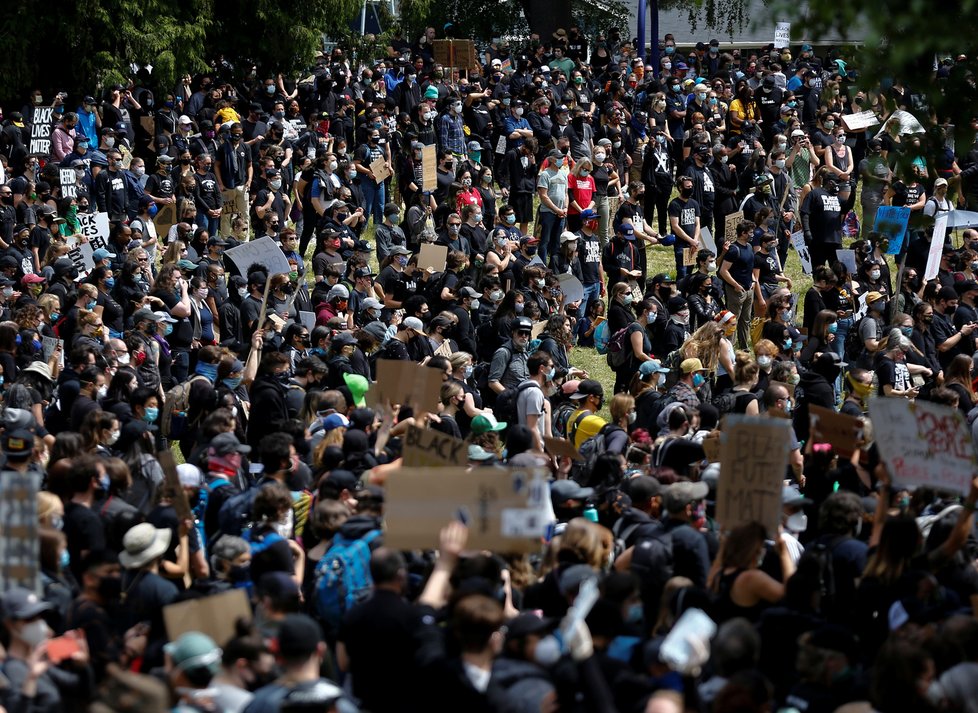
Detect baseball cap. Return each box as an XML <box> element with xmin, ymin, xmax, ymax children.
<box><xmin>551</xmin><ymin>480</ymin><xmax>594</xmax><ymax>503</ymax></box>
<box><xmin>569</xmin><ymin>378</ymin><xmax>603</xmax><ymax>400</ymax></box>
<box><xmin>327</xmin><ymin>284</ymin><xmax>350</xmax><ymax>300</ymax></box>
<box><xmin>638</xmin><ymin>360</ymin><xmax>670</xmax><ymax>377</ymax></box>
<box><xmin>782</xmin><ymin>485</ymin><xmax>806</xmax><ymax>507</ymax></box>
<box><xmin>865</xmin><ymin>291</ymin><xmax>885</xmax><ymax>304</ymax></box>
<box><xmin>361</xmin><ymin>297</ymin><xmax>383</xmax><ymax>311</ymax></box>
<box><xmin>164</xmin><ymin>632</ymin><xmax>221</xmax><ymax>676</ymax></box>
<box><xmin>579</xmin><ymin>208</ymin><xmax>599</xmax><ymax>220</ymax></box>
<box><xmin>680</xmin><ymin>358</ymin><xmax>705</xmax><ymax>374</ymax></box>
<box><xmin>21</xmin><ymin>274</ymin><xmax>44</xmax><ymax>285</ymax></box>
<box><xmin>468</xmin><ymin>444</ymin><xmax>496</xmax><ymax>462</ymax></box>
<box><xmin>471</xmin><ymin>413</ymin><xmax>507</xmax><ymax>434</ymax></box>
<box><xmin>353</xmin><ymin>266</ymin><xmax>376</xmax><ymax>279</ymax></box>
<box><xmin>321</xmin><ymin>413</ymin><xmax>351</xmax><ymax>432</ymax></box>
<box><xmin>663</xmin><ymin>481</ymin><xmax>709</xmax><ymax>512</ymax></box>
<box><xmin>92</xmin><ymin>247</ymin><xmax>116</xmax><ymax>262</ymax></box>
<box><xmin>331</xmin><ymin>331</ymin><xmax>357</xmax><ymax>347</ymax></box>
<box><xmin>402</xmin><ymin>316</ymin><xmax>424</xmax><ymax>333</ymax></box>
<box><xmin>2</xmin><ymin>429</ymin><xmax>33</xmax><ymax>458</ymax></box>
<box><xmin>667</xmin><ymin>296</ymin><xmax>688</xmax><ymax>312</ymax></box>
<box><xmin>459</xmin><ymin>286</ymin><xmax>480</xmax><ymax>299</ymax></box>
<box><xmin>208</xmin><ymin>432</ymin><xmax>252</xmax><ymax>456</ymax></box>
<box><xmin>1</xmin><ymin>587</ymin><xmax>53</xmax><ymax>620</ymax></box>
<box><xmin>618</xmin><ymin>223</ymin><xmax>635</xmax><ymax>240</ymax></box>
<box><xmin>559</xmin><ymin>231</ymin><xmax>577</xmax><ymax>244</ymax></box>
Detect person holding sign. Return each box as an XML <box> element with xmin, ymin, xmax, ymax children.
<box><xmin>353</xmin><ymin>126</ymin><xmax>390</xmax><ymax>227</ymax></box>
<box><xmin>709</xmin><ymin>522</ymin><xmax>795</xmax><ymax>624</ymax></box>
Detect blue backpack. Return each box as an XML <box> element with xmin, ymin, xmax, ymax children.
<box><xmin>314</xmin><ymin>529</ymin><xmax>382</xmax><ymax>630</ymax></box>
<box><xmin>594</xmin><ymin>320</ymin><xmax>610</xmax><ymax>354</ymax></box>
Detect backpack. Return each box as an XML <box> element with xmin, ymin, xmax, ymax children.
<box><xmin>552</xmin><ymin>401</ymin><xmax>578</xmax><ymax>438</ymax></box>
<box><xmin>495</xmin><ymin>381</ymin><xmax>540</xmax><ymax>427</ymax></box>
<box><xmin>315</xmin><ymin>529</ymin><xmax>382</xmax><ymax>630</ymax></box>
<box><xmin>844</xmin><ymin>315</ymin><xmax>879</xmax><ymax>362</ymax></box>
<box><xmin>423</xmin><ymin>271</ymin><xmax>449</xmax><ymax>310</ymax></box>
<box><xmin>711</xmin><ymin>391</ymin><xmax>737</xmax><ymax>415</ymax></box>
<box><xmin>649</xmin><ymin>437</ymin><xmax>680</xmax><ymax>479</ymax></box>
<box><xmin>809</xmin><ymin>534</ymin><xmax>846</xmax><ymax>620</ymax></box>
<box><xmin>612</xmin><ymin>518</ymin><xmax>644</xmax><ymax>560</ymax></box>
<box><xmin>629</xmin><ymin>527</ymin><xmax>675</xmax><ymax>615</ymax></box>
<box><xmin>594</xmin><ymin>320</ymin><xmax>611</xmax><ymax>354</ymax></box>
<box><xmin>569</xmin><ymin>423</ymin><xmax>619</xmax><ymax>487</ymax></box>
<box><xmin>607</xmin><ymin>323</ymin><xmax>639</xmax><ymax>368</ymax></box>
<box><xmin>217</xmin><ymin>480</ymin><xmax>269</xmax><ymax>537</ymax></box>
<box><xmin>160</xmin><ymin>375</ymin><xmax>210</xmax><ymax>439</ymax></box>
<box><xmin>242</xmin><ymin>528</ymin><xmax>286</xmax><ymax>557</ymax></box>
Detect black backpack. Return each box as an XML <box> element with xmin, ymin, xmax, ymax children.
<box><xmin>810</xmin><ymin>535</ymin><xmax>846</xmax><ymax>621</ymax></box>
<box><xmin>495</xmin><ymin>381</ymin><xmax>540</xmax><ymax>427</ymax></box>
<box><xmin>845</xmin><ymin>315</ymin><xmax>879</xmax><ymax>362</ymax></box>
<box><xmin>630</xmin><ymin>527</ymin><xmax>675</xmax><ymax>617</ymax></box>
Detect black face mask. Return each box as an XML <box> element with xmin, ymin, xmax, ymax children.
<box><xmin>680</xmin><ymin>187</ymin><xmax>693</xmax><ymax>198</ymax></box>
<box><xmin>98</xmin><ymin>574</ymin><xmax>122</xmax><ymax>603</ymax></box>
<box><xmin>526</xmin><ymin>246</ymin><xmax>538</xmax><ymax>256</ymax></box>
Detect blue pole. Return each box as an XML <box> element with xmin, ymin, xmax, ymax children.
<box><xmin>649</xmin><ymin>0</ymin><xmax>659</xmax><ymax>77</ymax></box>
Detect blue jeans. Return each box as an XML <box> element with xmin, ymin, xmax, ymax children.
<box><xmin>361</xmin><ymin>179</ymin><xmax>385</xmax><ymax>226</ymax></box>
<box><xmin>673</xmin><ymin>245</ymin><xmax>690</xmax><ymax>279</ymax></box>
<box><xmin>582</xmin><ymin>282</ymin><xmax>602</xmax><ymax>315</ymax></box>
<box><xmin>538</xmin><ymin>211</ymin><xmax>564</xmax><ymax>265</ymax></box>
<box><xmin>196</xmin><ymin>212</ymin><xmax>220</xmax><ymax>237</ymax></box>
<box><xmin>830</xmin><ymin>317</ymin><xmax>853</xmax><ymax>358</ymax></box>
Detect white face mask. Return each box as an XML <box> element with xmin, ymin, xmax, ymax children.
<box><xmin>18</xmin><ymin>620</ymin><xmax>50</xmax><ymax>648</ymax></box>
<box><xmin>594</xmin><ymin>152</ymin><xmax>606</xmax><ymax>162</ymax></box>
<box><xmin>515</xmin><ymin>107</ymin><xmax>524</xmax><ymax>117</ymax></box>
<box><xmin>106</xmin><ymin>429</ymin><xmax>121</xmax><ymax>446</ymax></box>
<box><xmin>97</xmin><ymin>384</ymin><xmax>108</xmax><ymax>399</ymax></box>
<box><xmin>105</xmin><ymin>137</ymin><xmax>116</xmax><ymax>148</ymax></box>
<box><xmin>707</xmin><ymin>261</ymin><xmax>717</xmax><ymax>271</ymax></box>
<box><xmin>534</xmin><ymin>635</ymin><xmax>562</xmax><ymax>666</ymax></box>
<box><xmin>757</xmin><ymin>355</ymin><xmax>773</xmax><ymax>368</ymax></box>
<box><xmin>117</xmin><ymin>353</ymin><xmax>131</xmax><ymax>366</ymax></box>
<box><xmin>786</xmin><ymin>511</ymin><xmax>808</xmax><ymax>533</ymax></box>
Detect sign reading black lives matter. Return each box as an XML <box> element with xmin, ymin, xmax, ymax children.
<box><xmin>30</xmin><ymin>106</ymin><xmax>55</xmax><ymax>156</ymax></box>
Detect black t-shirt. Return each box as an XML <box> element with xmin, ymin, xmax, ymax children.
<box><xmin>578</xmin><ymin>232</ymin><xmax>602</xmax><ymax>285</ymax></box>
<box><xmin>802</xmin><ymin>188</ymin><xmax>843</xmax><ymax>245</ymax></box>
<box><xmin>723</xmin><ymin>241</ymin><xmax>755</xmax><ymax>290</ymax></box>
<box><xmin>64</xmin><ymin>502</ymin><xmax>106</xmax><ymax>581</ymax></box>
<box><xmin>668</xmin><ymin>196</ymin><xmax>699</xmax><ymax>242</ymax></box>
<box><xmin>753</xmin><ymin>250</ymin><xmax>780</xmax><ymax>286</ymax></box>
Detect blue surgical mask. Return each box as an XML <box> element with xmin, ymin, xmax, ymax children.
<box><xmin>143</xmin><ymin>407</ymin><xmax>159</xmax><ymax>423</ymax></box>
<box><xmin>99</xmin><ymin>473</ymin><xmax>110</xmax><ymax>491</ymax></box>
<box><xmin>104</xmin><ymin>277</ymin><xmax>115</xmax><ymax>289</ymax></box>
<box><xmin>223</xmin><ymin>376</ymin><xmax>243</xmax><ymax>390</ymax></box>
<box><xmin>196</xmin><ymin>361</ymin><xmax>219</xmax><ymax>381</ymax></box>
<box><xmin>827</xmin><ymin>322</ymin><xmax>838</xmax><ymax>334</ymax></box>
<box><xmin>505</xmin><ymin>214</ymin><xmax>516</xmax><ymax>225</ymax></box>
<box><xmin>59</xmin><ymin>550</ymin><xmax>70</xmax><ymax>570</ymax></box>
<box><xmin>162</xmin><ymin>323</ymin><xmax>173</xmax><ymax>336</ymax></box>
<box><xmin>547</xmin><ymin>367</ymin><xmax>556</xmax><ymax>381</ymax></box>
<box><xmin>31</xmin><ymin>338</ymin><xmax>41</xmax><ymax>351</ymax></box>
<box><xmin>692</xmin><ymin>373</ymin><xmax>705</xmax><ymax>388</ymax></box>
<box><xmin>625</xmin><ymin>602</ymin><xmax>644</xmax><ymax>624</ymax></box>
<box><xmin>86</xmin><ymin>300</ymin><xmax>97</xmax><ymax>310</ymax></box>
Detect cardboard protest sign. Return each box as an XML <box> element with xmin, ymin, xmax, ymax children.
<box><xmin>808</xmin><ymin>405</ymin><xmax>864</xmax><ymax>457</ymax></box>
<box><xmin>418</xmin><ymin>243</ymin><xmax>448</xmax><ymax>272</ymax></box>
<box><xmin>701</xmin><ymin>431</ymin><xmax>721</xmax><ymax>462</ymax></box>
<box><xmin>774</xmin><ymin>21</ymin><xmax>791</xmax><ymax>47</ymax></box>
<box><xmin>422</xmin><ymin>144</ymin><xmax>438</xmax><ymax>191</ymax></box>
<box><xmin>403</xmin><ymin>425</ymin><xmax>467</xmax><ymax>467</ymax></box>
<box><xmin>716</xmin><ymin>416</ymin><xmax>793</xmax><ymax>535</ymax></box>
<box><xmin>385</xmin><ymin>467</ymin><xmax>552</xmax><ymax>552</ymax></box>
<box><xmin>298</xmin><ymin>311</ymin><xmax>316</xmax><ymax>332</ymax></box>
<box><xmin>224</xmin><ymin>236</ymin><xmax>292</xmax><ymax>278</ymax></box>
<box><xmin>699</xmin><ymin>226</ymin><xmax>717</xmax><ymax>255</ymax></box>
<box><xmin>164</xmin><ymin>589</ymin><xmax>251</xmax><ymax>647</ymax></box>
<box><xmin>543</xmin><ymin>436</ymin><xmax>583</xmax><ymax>462</ymax></box>
<box><xmin>842</xmin><ymin>111</ymin><xmax>880</xmax><ymax>132</ymax></box>
<box><xmin>557</xmin><ymin>273</ymin><xmax>584</xmax><ymax>306</ymax></box>
<box><xmin>29</xmin><ymin>106</ymin><xmax>55</xmax><ymax>155</ymax></box>
<box><xmin>434</xmin><ymin>340</ymin><xmax>453</xmax><ymax>358</ymax></box>
<box><xmin>683</xmin><ymin>247</ymin><xmax>697</xmax><ymax>267</ymax></box>
<box><xmin>374</xmin><ymin>359</ymin><xmax>441</xmax><ymax>413</ymax></box>
<box><xmin>60</xmin><ymin>169</ymin><xmax>77</xmax><ymax>199</ymax></box>
<box><xmin>924</xmin><ymin>213</ymin><xmax>949</xmax><ymax>281</ymax></box>
<box><xmin>154</xmin><ymin>202</ymin><xmax>177</xmax><ymax>236</ymax></box>
<box><xmin>869</xmin><ymin>398</ymin><xmax>978</xmax><ymax>495</ymax></box>
<box><xmin>875</xmin><ymin>206</ymin><xmax>912</xmax><ymax>255</ymax></box>
<box><xmin>790</xmin><ymin>231</ymin><xmax>813</xmax><ymax>275</ymax></box>
<box><xmin>724</xmin><ymin>211</ymin><xmax>744</xmax><ymax>245</ymax></box>
<box><xmin>531</xmin><ymin>320</ymin><xmax>548</xmax><ymax>340</ymax></box>
<box><xmin>78</xmin><ymin>212</ymin><xmax>110</xmax><ymax>247</ymax></box>
<box><xmin>0</xmin><ymin>468</ymin><xmax>38</xmax><ymax>593</ymax></box>
<box><xmin>370</xmin><ymin>157</ymin><xmax>391</xmax><ymax>182</ymax></box>
<box><xmin>158</xmin><ymin>451</ymin><xmax>193</xmax><ymax>520</ymax></box>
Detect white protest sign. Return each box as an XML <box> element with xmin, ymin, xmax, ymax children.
<box><xmin>298</xmin><ymin>311</ymin><xmax>316</xmax><ymax>332</ymax></box>
<box><xmin>774</xmin><ymin>22</ymin><xmax>791</xmax><ymax>48</ymax></box>
<box><xmin>700</xmin><ymin>226</ymin><xmax>717</xmax><ymax>255</ymax></box>
<box><xmin>557</xmin><ymin>273</ymin><xmax>585</xmax><ymax>306</ymax></box>
<box><xmin>67</xmin><ymin>241</ymin><xmax>95</xmax><ymax>273</ymax></box>
<box><xmin>842</xmin><ymin>111</ymin><xmax>881</xmax><ymax>133</ymax></box>
<box><xmin>836</xmin><ymin>249</ymin><xmax>857</xmax><ymax>276</ymax></box>
<box><xmin>924</xmin><ymin>212</ymin><xmax>949</xmax><ymax>280</ymax></box>
<box><xmin>717</xmin><ymin>416</ymin><xmax>793</xmax><ymax>535</ymax></box>
<box><xmin>870</xmin><ymin>398</ymin><xmax>978</xmax><ymax>494</ymax></box>
<box><xmin>853</xmin><ymin>291</ymin><xmax>869</xmax><ymax>321</ymax></box>
<box><xmin>789</xmin><ymin>231</ymin><xmax>812</xmax><ymax>275</ymax></box>
<box><xmin>224</xmin><ymin>236</ymin><xmax>292</xmax><ymax>278</ymax></box>
<box><xmin>77</xmin><ymin>212</ymin><xmax>110</xmax><ymax>248</ymax></box>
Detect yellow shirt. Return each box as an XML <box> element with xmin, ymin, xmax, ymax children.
<box><xmin>568</xmin><ymin>409</ymin><xmax>607</xmax><ymax>449</ymax></box>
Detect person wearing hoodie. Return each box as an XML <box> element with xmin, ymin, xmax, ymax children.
<box><xmin>792</xmin><ymin>351</ymin><xmax>843</xmax><ymax>443</ymax></box>
<box><xmin>492</xmin><ymin>613</ymin><xmax>560</xmax><ymax>713</ymax></box>
<box><xmin>247</xmin><ymin>353</ymin><xmax>290</xmax><ymax>453</ymax></box>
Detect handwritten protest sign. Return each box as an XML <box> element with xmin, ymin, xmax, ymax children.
<box><xmin>724</xmin><ymin>211</ymin><xmax>744</xmax><ymax>245</ymax></box>
<box><xmin>790</xmin><ymin>231</ymin><xmax>813</xmax><ymax>275</ymax></box>
<box><xmin>164</xmin><ymin>589</ymin><xmax>251</xmax><ymax>647</ymax></box>
<box><xmin>531</xmin><ymin>320</ymin><xmax>548</xmax><ymax>340</ymax></box>
<box><xmin>385</xmin><ymin>467</ymin><xmax>552</xmax><ymax>552</ymax></box>
<box><xmin>924</xmin><ymin>213</ymin><xmax>949</xmax><ymax>281</ymax></box>
<box><xmin>774</xmin><ymin>21</ymin><xmax>791</xmax><ymax>47</ymax></box>
<box><xmin>78</xmin><ymin>212</ymin><xmax>110</xmax><ymax>247</ymax></box>
<box><xmin>67</xmin><ymin>241</ymin><xmax>95</xmax><ymax>273</ymax></box>
<box><xmin>154</xmin><ymin>202</ymin><xmax>177</xmax><ymax>236</ymax></box>
<box><xmin>29</xmin><ymin>106</ymin><xmax>54</xmax><ymax>155</ymax></box>
<box><xmin>836</xmin><ymin>249</ymin><xmax>857</xmax><ymax>276</ymax></box>
<box><xmin>842</xmin><ymin>111</ymin><xmax>881</xmax><ymax>133</ymax></box>
<box><xmin>418</xmin><ymin>243</ymin><xmax>448</xmax><ymax>272</ymax></box>
<box><xmin>717</xmin><ymin>417</ymin><xmax>793</xmax><ymax>535</ymax></box>
<box><xmin>403</xmin><ymin>426</ymin><xmax>468</xmax><ymax>467</ymax></box>
<box><xmin>224</xmin><ymin>235</ymin><xmax>292</xmax><ymax>278</ymax></box>
<box><xmin>869</xmin><ymin>398</ymin><xmax>978</xmax><ymax>494</ymax></box>
<box><xmin>875</xmin><ymin>206</ymin><xmax>911</xmax><ymax>255</ymax></box>
<box><xmin>557</xmin><ymin>273</ymin><xmax>584</xmax><ymax>306</ymax></box>
<box><xmin>808</xmin><ymin>405</ymin><xmax>864</xmax><ymax>457</ymax></box>
<box><xmin>422</xmin><ymin>144</ymin><xmax>437</xmax><ymax>191</ymax></box>
<box><xmin>369</xmin><ymin>157</ymin><xmax>391</xmax><ymax>182</ymax></box>
<box><xmin>433</xmin><ymin>340</ymin><xmax>453</xmax><ymax>358</ymax></box>
<box><xmin>158</xmin><ymin>451</ymin><xmax>193</xmax><ymax>520</ymax></box>
<box><xmin>0</xmin><ymin>468</ymin><xmax>38</xmax><ymax>592</ymax></box>
<box><xmin>298</xmin><ymin>311</ymin><xmax>315</xmax><ymax>332</ymax></box>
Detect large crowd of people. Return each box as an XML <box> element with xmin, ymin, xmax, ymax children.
<box><xmin>0</xmin><ymin>21</ymin><xmax>976</xmax><ymax>713</ymax></box>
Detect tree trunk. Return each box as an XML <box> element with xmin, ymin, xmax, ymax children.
<box><xmin>519</xmin><ymin>0</ymin><xmax>572</xmax><ymax>40</ymax></box>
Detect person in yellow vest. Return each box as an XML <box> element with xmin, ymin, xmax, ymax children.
<box><xmin>566</xmin><ymin>379</ymin><xmax>607</xmax><ymax>449</ymax></box>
